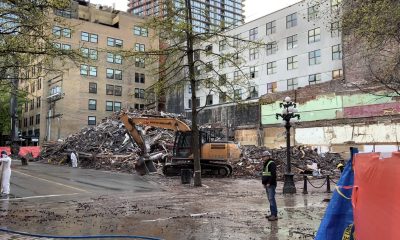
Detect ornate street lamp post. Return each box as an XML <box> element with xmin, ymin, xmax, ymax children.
<box><xmin>276</xmin><ymin>96</ymin><xmax>300</xmax><ymax>194</ymax></box>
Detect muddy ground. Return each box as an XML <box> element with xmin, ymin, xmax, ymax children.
<box><xmin>0</xmin><ymin>166</ymin><xmax>332</xmax><ymax>240</ymax></box>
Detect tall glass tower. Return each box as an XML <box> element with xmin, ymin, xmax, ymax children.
<box><xmin>127</xmin><ymin>0</ymin><xmax>245</xmax><ymax>32</ymax></box>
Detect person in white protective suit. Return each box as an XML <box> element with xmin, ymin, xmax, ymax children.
<box><xmin>70</xmin><ymin>151</ymin><xmax>78</xmax><ymax>168</ymax></box>
<box><xmin>0</xmin><ymin>151</ymin><xmax>12</xmax><ymax>195</ymax></box>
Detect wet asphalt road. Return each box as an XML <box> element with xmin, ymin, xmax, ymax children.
<box><xmin>0</xmin><ymin>162</ymin><xmax>332</xmax><ymax>240</ymax></box>
<box><xmin>6</xmin><ymin>162</ymin><xmax>160</xmax><ymax>201</ymax></box>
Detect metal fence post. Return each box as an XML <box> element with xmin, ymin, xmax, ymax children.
<box><xmin>303</xmin><ymin>175</ymin><xmax>308</xmax><ymax>194</ymax></box>
<box><xmin>326</xmin><ymin>175</ymin><xmax>332</xmax><ymax>193</ymax></box>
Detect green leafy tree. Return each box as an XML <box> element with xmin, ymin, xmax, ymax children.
<box><xmin>341</xmin><ymin>0</ymin><xmax>400</xmax><ymax>94</ymax></box>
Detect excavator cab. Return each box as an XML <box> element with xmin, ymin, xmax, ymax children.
<box><xmin>173</xmin><ymin>131</ymin><xmax>209</xmax><ymax>158</ymax></box>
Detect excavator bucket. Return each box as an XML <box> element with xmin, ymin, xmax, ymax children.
<box><xmin>135</xmin><ymin>156</ymin><xmax>157</xmax><ymax>175</ymax></box>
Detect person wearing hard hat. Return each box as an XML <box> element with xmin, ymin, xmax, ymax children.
<box><xmin>337</xmin><ymin>161</ymin><xmax>344</xmax><ymax>173</ymax></box>
<box><xmin>261</xmin><ymin>150</ymin><xmax>278</xmax><ymax>221</ymax></box>
<box><xmin>0</xmin><ymin>150</ymin><xmax>12</xmax><ymax>196</ymax></box>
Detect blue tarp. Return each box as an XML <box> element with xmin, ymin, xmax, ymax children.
<box><xmin>315</xmin><ymin>148</ymin><xmax>358</xmax><ymax>240</ymax></box>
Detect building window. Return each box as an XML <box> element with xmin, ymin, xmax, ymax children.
<box><xmin>234</xmin><ymin>71</ymin><xmax>239</xmax><ymax>80</ymax></box>
<box><xmin>188</xmin><ymin>99</ymin><xmax>192</xmax><ymax>109</ymax></box>
<box><xmin>135</xmin><ymin>43</ymin><xmax>145</xmax><ymax>52</ymax></box>
<box><xmin>308</xmin><ymin>28</ymin><xmax>321</xmax><ymax>44</ymax></box>
<box><xmin>308</xmin><ymin>5</ymin><xmax>319</xmax><ymax>21</ymax></box>
<box><xmin>29</xmin><ymin>116</ymin><xmax>34</xmax><ymax>126</ymax></box>
<box><xmin>332</xmin><ymin>69</ymin><xmax>343</xmax><ymax>80</ymax></box>
<box><xmin>88</xmin><ymin>99</ymin><xmax>97</xmax><ymax>110</ymax></box>
<box><xmin>115</xmin><ymin>86</ymin><xmax>122</xmax><ymax>96</ymax></box>
<box><xmin>309</xmin><ymin>73</ymin><xmax>321</xmax><ymax>85</ymax></box>
<box><xmin>250</xmin><ymin>66</ymin><xmax>258</xmax><ymax>79</ymax></box>
<box><xmin>63</xmin><ymin>28</ymin><xmax>71</xmax><ymax>38</ymax></box>
<box><xmin>234</xmin><ymin>89</ymin><xmax>242</xmax><ymax>100</ymax></box>
<box><xmin>266</xmin><ymin>41</ymin><xmax>278</xmax><ymax>55</ymax></box>
<box><xmin>36</xmin><ymin>96</ymin><xmax>41</xmax><ymax>108</ymax></box>
<box><xmin>331</xmin><ymin>0</ymin><xmax>342</xmax><ymax>12</ymax></box>
<box><xmin>267</xmin><ymin>82</ymin><xmax>277</xmax><ymax>93</ymax></box>
<box><xmin>106</xmin><ymin>101</ymin><xmax>113</xmax><ymax>111</ymax></box>
<box><xmin>287</xmin><ymin>56</ymin><xmax>298</xmax><ymax>70</ymax></box>
<box><xmin>219</xmin><ymin>74</ymin><xmax>227</xmax><ymax>86</ymax></box>
<box><xmin>287</xmin><ymin>78</ymin><xmax>298</xmax><ymax>90</ymax></box>
<box><xmin>135</xmin><ymin>58</ymin><xmax>145</xmax><ymax>68</ymax></box>
<box><xmin>80</xmin><ymin>65</ymin><xmax>97</xmax><ymax>76</ymax></box>
<box><xmin>249</xmin><ymin>48</ymin><xmax>259</xmax><ymax>60</ymax></box>
<box><xmin>135</xmin><ymin>73</ymin><xmax>145</xmax><ymax>83</ymax></box>
<box><xmin>107</xmin><ymin>37</ymin><xmax>123</xmax><ymax>47</ymax></box>
<box><xmin>53</xmin><ymin>26</ymin><xmax>71</xmax><ymax>38</ymax></box>
<box><xmin>89</xmin><ymin>82</ymin><xmax>97</xmax><ymax>93</ymax></box>
<box><xmin>219</xmin><ymin>39</ymin><xmax>227</xmax><ymax>51</ymax></box>
<box><xmin>106</xmin><ymin>69</ymin><xmax>122</xmax><ymax>80</ymax></box>
<box><xmin>37</xmin><ymin>78</ymin><xmax>42</xmax><ymax>90</ymax></box>
<box><xmin>266</xmin><ymin>20</ymin><xmax>276</xmax><ymax>35</ymax></box>
<box><xmin>24</xmin><ymin>102</ymin><xmax>28</xmax><ymax>112</ymax></box>
<box><xmin>249</xmin><ymin>27</ymin><xmax>258</xmax><ymax>40</ymax></box>
<box><xmin>232</xmin><ymin>34</ymin><xmax>239</xmax><ymax>48</ymax></box>
<box><xmin>81</xmin><ymin>48</ymin><xmax>98</xmax><ymax>60</ymax></box>
<box><xmin>106</xmin><ymin>85</ymin><xmax>114</xmax><ymax>95</ymax></box>
<box><xmin>30</xmin><ymin>99</ymin><xmax>34</xmax><ymax>110</ymax></box>
<box><xmin>134</xmin><ymin>103</ymin><xmax>145</xmax><ymax>110</ymax></box>
<box><xmin>114</xmin><ymin>102</ymin><xmax>121</xmax><ymax>112</ymax></box>
<box><xmin>286</xmin><ymin>13</ymin><xmax>297</xmax><ymax>28</ymax></box>
<box><xmin>287</xmin><ymin>35</ymin><xmax>298</xmax><ymax>49</ymax></box>
<box><xmin>309</xmin><ymin>49</ymin><xmax>321</xmax><ymax>65</ymax></box>
<box><xmin>332</xmin><ymin>44</ymin><xmax>342</xmax><ymax>60</ymax></box>
<box><xmin>267</xmin><ymin>61</ymin><xmax>277</xmax><ymax>75</ymax></box>
<box><xmin>81</xmin><ymin>32</ymin><xmax>98</xmax><ymax>43</ymax></box>
<box><xmin>248</xmin><ymin>86</ymin><xmax>258</xmax><ymax>98</ymax></box>
<box><xmin>62</xmin><ymin>44</ymin><xmax>71</xmax><ymax>50</ymax></box>
<box><xmin>133</xmin><ymin>26</ymin><xmax>148</xmax><ymax>37</ymax></box>
<box><xmin>35</xmin><ymin>114</ymin><xmax>40</xmax><ymax>125</ymax></box>
<box><xmin>24</xmin><ymin>118</ymin><xmax>27</xmax><ymax>127</ymax></box>
<box><xmin>31</xmin><ymin>84</ymin><xmax>35</xmax><ymax>93</ymax></box>
<box><xmin>206</xmin><ymin>95</ymin><xmax>213</xmax><ymax>105</ymax></box>
<box><xmin>88</xmin><ymin>116</ymin><xmax>96</xmax><ymax>125</ymax></box>
<box><xmin>331</xmin><ymin>21</ymin><xmax>341</xmax><ymax>38</ymax></box>
<box><xmin>134</xmin><ymin>88</ymin><xmax>145</xmax><ymax>98</ymax></box>
<box><xmin>107</xmin><ymin>53</ymin><xmax>122</xmax><ymax>64</ymax></box>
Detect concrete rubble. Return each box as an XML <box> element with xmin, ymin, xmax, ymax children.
<box><xmin>41</xmin><ymin>110</ymin><xmax>344</xmax><ymax>177</ymax></box>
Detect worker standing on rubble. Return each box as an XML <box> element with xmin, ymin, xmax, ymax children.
<box><xmin>0</xmin><ymin>151</ymin><xmax>12</xmax><ymax>196</ymax></box>
<box><xmin>261</xmin><ymin>151</ymin><xmax>278</xmax><ymax>221</ymax></box>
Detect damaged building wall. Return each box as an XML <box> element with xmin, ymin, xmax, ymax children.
<box><xmin>187</xmin><ymin>103</ymin><xmax>260</xmax><ymax>141</ymax></box>
<box><xmin>260</xmin><ymin>81</ymin><xmax>400</xmax><ymax>149</ymax></box>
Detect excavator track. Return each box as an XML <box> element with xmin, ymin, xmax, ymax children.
<box><xmin>163</xmin><ymin>161</ymin><xmax>233</xmax><ymax>177</ymax></box>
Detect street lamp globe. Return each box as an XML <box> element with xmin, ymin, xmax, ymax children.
<box><xmin>284</xmin><ymin>96</ymin><xmax>291</xmax><ymax>102</ymax></box>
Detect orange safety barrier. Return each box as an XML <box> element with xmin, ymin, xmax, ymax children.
<box><xmin>0</xmin><ymin>146</ymin><xmax>41</xmax><ymax>158</ymax></box>
<box><xmin>352</xmin><ymin>152</ymin><xmax>400</xmax><ymax>240</ymax></box>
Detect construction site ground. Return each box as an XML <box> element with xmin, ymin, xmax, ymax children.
<box><xmin>0</xmin><ymin>163</ymin><xmax>332</xmax><ymax>240</ymax></box>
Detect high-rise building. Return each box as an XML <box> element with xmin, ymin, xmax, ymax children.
<box><xmin>127</xmin><ymin>0</ymin><xmax>245</xmax><ymax>33</ymax></box>
<box><xmin>19</xmin><ymin>0</ymin><xmax>159</xmax><ymax>144</ymax></box>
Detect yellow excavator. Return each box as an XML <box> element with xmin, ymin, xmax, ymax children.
<box><xmin>119</xmin><ymin>112</ymin><xmax>241</xmax><ymax>177</ymax></box>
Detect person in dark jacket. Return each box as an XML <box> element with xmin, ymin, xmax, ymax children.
<box><xmin>261</xmin><ymin>150</ymin><xmax>278</xmax><ymax>221</ymax></box>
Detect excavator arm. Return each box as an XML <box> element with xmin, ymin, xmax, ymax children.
<box><xmin>119</xmin><ymin>112</ymin><xmax>191</xmax><ymax>175</ymax></box>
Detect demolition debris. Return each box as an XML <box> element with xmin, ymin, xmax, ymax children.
<box><xmin>41</xmin><ymin>110</ymin><xmax>344</xmax><ymax>178</ymax></box>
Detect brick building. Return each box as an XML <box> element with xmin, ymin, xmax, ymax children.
<box><xmin>19</xmin><ymin>0</ymin><xmax>159</xmax><ymax>144</ymax></box>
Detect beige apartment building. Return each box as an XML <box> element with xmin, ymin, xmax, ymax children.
<box><xmin>19</xmin><ymin>0</ymin><xmax>159</xmax><ymax>144</ymax></box>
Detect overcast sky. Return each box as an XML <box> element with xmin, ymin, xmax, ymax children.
<box><xmin>89</xmin><ymin>0</ymin><xmax>301</xmax><ymax>22</ymax></box>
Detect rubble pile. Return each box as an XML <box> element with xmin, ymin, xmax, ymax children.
<box><xmin>232</xmin><ymin>145</ymin><xmax>344</xmax><ymax>179</ymax></box>
<box><xmin>41</xmin><ymin>110</ymin><xmax>187</xmax><ymax>172</ymax></box>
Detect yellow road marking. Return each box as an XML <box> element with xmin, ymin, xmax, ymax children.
<box><xmin>13</xmin><ymin>170</ymin><xmax>89</xmax><ymax>193</ymax></box>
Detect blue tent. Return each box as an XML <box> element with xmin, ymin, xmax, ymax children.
<box><xmin>315</xmin><ymin>148</ymin><xmax>357</xmax><ymax>240</ymax></box>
